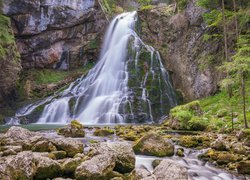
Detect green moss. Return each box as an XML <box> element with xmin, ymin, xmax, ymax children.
<box><xmin>140</xmin><ymin>5</ymin><xmax>155</xmax><ymax>11</ymax></box>
<box><xmin>93</xmin><ymin>127</ymin><xmax>114</xmax><ymax>136</ymax></box>
<box><xmin>0</xmin><ymin>14</ymin><xmax>20</xmax><ymax>61</ymax></box>
<box><xmin>179</xmin><ymin>136</ymin><xmax>199</xmax><ymax>148</ymax></box>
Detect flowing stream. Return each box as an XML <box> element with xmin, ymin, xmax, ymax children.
<box><xmin>8</xmin><ymin>11</ymin><xmax>177</xmax><ymax>125</ymax></box>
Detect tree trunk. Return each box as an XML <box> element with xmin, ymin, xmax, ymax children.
<box><xmin>222</xmin><ymin>0</ymin><xmax>228</xmax><ymax>62</ymax></box>
<box><xmin>232</xmin><ymin>0</ymin><xmax>239</xmax><ymax>39</ymax></box>
<box><xmin>242</xmin><ymin>72</ymin><xmax>248</xmax><ymax>128</ymax></box>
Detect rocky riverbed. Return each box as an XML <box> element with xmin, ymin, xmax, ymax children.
<box><xmin>0</xmin><ymin>121</ymin><xmax>250</xmax><ymax>179</ymax></box>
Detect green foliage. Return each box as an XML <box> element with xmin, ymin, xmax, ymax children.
<box><xmin>196</xmin><ymin>0</ymin><xmax>219</xmax><ymax>9</ymax></box>
<box><xmin>220</xmin><ymin>34</ymin><xmax>250</xmax><ymax>90</ymax></box>
<box><xmin>188</xmin><ymin>116</ymin><xmax>208</xmax><ymax>131</ymax></box>
<box><xmin>0</xmin><ymin>14</ymin><xmax>17</xmax><ymax>59</ymax></box>
<box><xmin>138</xmin><ymin>0</ymin><xmax>152</xmax><ymax>6</ymax></box>
<box><xmin>32</xmin><ymin>64</ymin><xmax>93</xmax><ymax>84</ymax></box>
<box><xmin>176</xmin><ymin>0</ymin><xmax>188</xmax><ymax>11</ymax></box>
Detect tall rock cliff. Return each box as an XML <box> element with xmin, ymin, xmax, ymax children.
<box><xmin>2</xmin><ymin>0</ymin><xmax>107</xmax><ymax>69</ymax></box>
<box><xmin>138</xmin><ymin>1</ymin><xmax>223</xmax><ymax>101</ymax></box>
<box><xmin>0</xmin><ymin>12</ymin><xmax>21</xmax><ymax>110</ymax></box>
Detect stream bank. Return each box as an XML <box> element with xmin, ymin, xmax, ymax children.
<box><xmin>0</xmin><ymin>122</ymin><xmax>249</xmax><ymax>179</ymax></box>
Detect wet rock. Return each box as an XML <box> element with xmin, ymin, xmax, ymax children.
<box><xmin>211</xmin><ymin>139</ymin><xmax>229</xmax><ymax>151</ymax></box>
<box><xmin>57</xmin><ymin>120</ymin><xmax>85</xmax><ymax>138</ymax></box>
<box><xmin>90</xmin><ymin>141</ymin><xmax>135</xmax><ymax>173</ymax></box>
<box><xmin>176</xmin><ymin>147</ymin><xmax>185</xmax><ymax>157</ymax></box>
<box><xmin>129</xmin><ymin>168</ymin><xmax>153</xmax><ymax>179</ymax></box>
<box><xmin>75</xmin><ymin>154</ymin><xmax>116</xmax><ymax>180</ymax></box>
<box><xmin>33</xmin><ymin>153</ymin><xmax>62</xmax><ymax>179</ymax></box>
<box><xmin>138</xmin><ymin>3</ymin><xmax>221</xmax><ymax>100</ymax></box>
<box><xmin>237</xmin><ymin>160</ymin><xmax>250</xmax><ymax>175</ymax></box>
<box><xmin>152</xmin><ymin>159</ymin><xmax>162</xmax><ymax>169</ymax></box>
<box><xmin>62</xmin><ymin>157</ymin><xmax>83</xmax><ymax>176</ymax></box>
<box><xmin>152</xmin><ymin>159</ymin><xmax>188</xmax><ymax>179</ymax></box>
<box><xmin>133</xmin><ymin>133</ymin><xmax>174</xmax><ymax>157</ymax></box>
<box><xmin>52</xmin><ymin>138</ymin><xmax>83</xmax><ymax>157</ymax></box>
<box><xmin>93</xmin><ymin>127</ymin><xmax>114</xmax><ymax>136</ymax></box>
<box><xmin>32</xmin><ymin>140</ymin><xmax>57</xmax><ymax>152</ymax></box>
<box><xmin>50</xmin><ymin>151</ymin><xmax>67</xmax><ymax>160</ymax></box>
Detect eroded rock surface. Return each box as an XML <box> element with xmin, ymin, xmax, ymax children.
<box><xmin>2</xmin><ymin>0</ymin><xmax>107</xmax><ymax>69</ymax></box>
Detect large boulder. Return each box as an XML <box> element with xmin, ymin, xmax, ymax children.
<box><xmin>4</xmin><ymin>126</ymin><xmax>35</xmax><ymax>140</ymax></box>
<box><xmin>90</xmin><ymin>141</ymin><xmax>135</xmax><ymax>173</ymax></box>
<box><xmin>0</xmin><ymin>151</ymin><xmax>61</xmax><ymax>179</ymax></box>
<box><xmin>133</xmin><ymin>133</ymin><xmax>174</xmax><ymax>157</ymax></box>
<box><xmin>0</xmin><ymin>151</ymin><xmax>36</xmax><ymax>179</ymax></box>
<box><xmin>57</xmin><ymin>120</ymin><xmax>85</xmax><ymax>138</ymax></box>
<box><xmin>75</xmin><ymin>154</ymin><xmax>116</xmax><ymax>180</ymax></box>
<box><xmin>152</xmin><ymin>159</ymin><xmax>188</xmax><ymax>179</ymax></box>
<box><xmin>33</xmin><ymin>153</ymin><xmax>62</xmax><ymax>179</ymax></box>
<box><xmin>51</xmin><ymin>138</ymin><xmax>83</xmax><ymax>157</ymax></box>
<box><xmin>32</xmin><ymin>140</ymin><xmax>57</xmax><ymax>152</ymax></box>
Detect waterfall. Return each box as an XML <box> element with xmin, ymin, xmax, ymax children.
<box><xmin>10</xmin><ymin>11</ymin><xmax>177</xmax><ymax>125</ymax></box>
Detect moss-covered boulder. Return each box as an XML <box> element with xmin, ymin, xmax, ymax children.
<box><xmin>168</xmin><ymin>101</ymin><xmax>206</xmax><ymax>131</ymax></box>
<box><xmin>178</xmin><ymin>136</ymin><xmax>199</xmax><ymax>148</ymax></box>
<box><xmin>237</xmin><ymin>160</ymin><xmax>250</xmax><ymax>175</ymax></box>
<box><xmin>133</xmin><ymin>133</ymin><xmax>174</xmax><ymax>157</ymax></box>
<box><xmin>32</xmin><ymin>140</ymin><xmax>57</xmax><ymax>152</ymax></box>
<box><xmin>50</xmin><ymin>151</ymin><xmax>67</xmax><ymax>160</ymax></box>
<box><xmin>93</xmin><ymin>127</ymin><xmax>114</xmax><ymax>136</ymax></box>
<box><xmin>216</xmin><ymin>152</ymin><xmax>237</xmax><ymax>165</ymax></box>
<box><xmin>51</xmin><ymin>138</ymin><xmax>83</xmax><ymax>157</ymax></box>
<box><xmin>62</xmin><ymin>157</ymin><xmax>83</xmax><ymax>176</ymax></box>
<box><xmin>33</xmin><ymin>153</ymin><xmax>62</xmax><ymax>179</ymax></box>
<box><xmin>57</xmin><ymin>120</ymin><xmax>85</xmax><ymax>138</ymax></box>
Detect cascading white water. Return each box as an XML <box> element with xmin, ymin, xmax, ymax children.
<box><xmin>10</xmin><ymin>11</ymin><xmax>177</xmax><ymax>125</ymax></box>
<box><xmin>38</xmin><ymin>12</ymin><xmax>138</xmax><ymax>124</ymax></box>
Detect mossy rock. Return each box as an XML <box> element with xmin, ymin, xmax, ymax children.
<box><xmin>62</xmin><ymin>157</ymin><xmax>83</xmax><ymax>176</ymax></box>
<box><xmin>152</xmin><ymin>159</ymin><xmax>162</xmax><ymax>169</ymax></box>
<box><xmin>237</xmin><ymin>160</ymin><xmax>250</xmax><ymax>175</ymax></box>
<box><xmin>216</xmin><ymin>152</ymin><xmax>237</xmax><ymax>165</ymax></box>
<box><xmin>50</xmin><ymin>151</ymin><xmax>67</xmax><ymax>160</ymax></box>
<box><xmin>133</xmin><ymin>133</ymin><xmax>174</xmax><ymax>157</ymax></box>
<box><xmin>32</xmin><ymin>141</ymin><xmax>57</xmax><ymax>152</ymax></box>
<box><xmin>93</xmin><ymin>127</ymin><xmax>114</xmax><ymax>137</ymax></box>
<box><xmin>178</xmin><ymin>136</ymin><xmax>199</xmax><ymax>148</ymax></box>
<box><xmin>176</xmin><ymin>148</ymin><xmax>185</xmax><ymax>157</ymax></box>
<box><xmin>57</xmin><ymin>120</ymin><xmax>85</xmax><ymax>138</ymax></box>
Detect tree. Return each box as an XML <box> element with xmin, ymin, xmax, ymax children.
<box><xmin>221</xmin><ymin>34</ymin><xmax>250</xmax><ymax>128</ymax></box>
